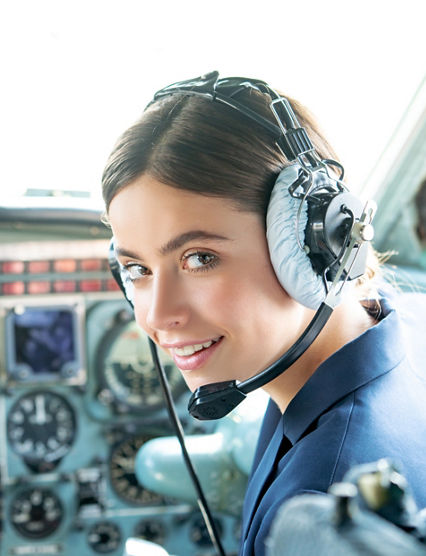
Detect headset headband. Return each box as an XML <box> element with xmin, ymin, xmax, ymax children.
<box><xmin>148</xmin><ymin>71</ymin><xmax>318</xmax><ymax>164</ymax></box>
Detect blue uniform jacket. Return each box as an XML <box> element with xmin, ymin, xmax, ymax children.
<box><xmin>240</xmin><ymin>292</ymin><xmax>426</xmax><ymax>555</ymax></box>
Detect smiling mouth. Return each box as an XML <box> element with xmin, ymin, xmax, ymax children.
<box><xmin>173</xmin><ymin>338</ymin><xmax>221</xmax><ymax>357</ymax></box>
<box><xmin>170</xmin><ymin>337</ymin><xmax>223</xmax><ymax>371</ymax></box>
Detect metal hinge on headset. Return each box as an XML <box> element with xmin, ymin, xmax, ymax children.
<box><xmin>270</xmin><ymin>96</ymin><xmax>316</xmax><ymax>160</ymax></box>
<box><xmin>283</xmin><ymin>127</ymin><xmax>314</xmax><ymax>159</ymax></box>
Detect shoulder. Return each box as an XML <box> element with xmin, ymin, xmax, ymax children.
<box><xmin>377</xmin><ymin>284</ymin><xmax>426</xmax><ymax>321</ymax></box>
<box><xmin>307</xmin><ymin>365</ymin><xmax>426</xmax><ymax>506</ymax></box>
<box><xmin>381</xmin><ymin>288</ymin><xmax>426</xmax><ymax>368</ymax></box>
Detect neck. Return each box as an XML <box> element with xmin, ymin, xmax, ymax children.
<box><xmin>263</xmin><ymin>297</ymin><xmax>376</xmax><ymax>413</ymax></box>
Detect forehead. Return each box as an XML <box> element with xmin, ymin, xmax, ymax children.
<box><xmin>108</xmin><ymin>175</ymin><xmax>234</xmax><ymax>226</ymax></box>
<box><xmin>107</xmin><ymin>174</ymin><xmax>261</xmax><ymax>253</ymax></box>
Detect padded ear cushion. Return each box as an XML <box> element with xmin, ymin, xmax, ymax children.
<box><xmin>266</xmin><ymin>164</ymin><xmax>328</xmax><ymax>310</ymax></box>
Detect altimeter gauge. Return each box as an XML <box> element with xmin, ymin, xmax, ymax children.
<box><xmin>7</xmin><ymin>390</ymin><xmax>76</xmax><ymax>470</ymax></box>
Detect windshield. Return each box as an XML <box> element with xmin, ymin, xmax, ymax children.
<box><xmin>1</xmin><ymin>2</ymin><xmax>425</xmax><ymax>209</ymax></box>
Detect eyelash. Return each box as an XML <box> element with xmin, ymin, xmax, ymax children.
<box><xmin>122</xmin><ymin>263</ymin><xmax>150</xmax><ymax>282</ymax></box>
<box><xmin>182</xmin><ymin>251</ymin><xmax>219</xmax><ymax>272</ymax></box>
<box><xmin>122</xmin><ymin>251</ymin><xmax>219</xmax><ymax>282</ymax></box>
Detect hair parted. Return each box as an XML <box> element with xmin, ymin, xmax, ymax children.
<box><xmin>102</xmin><ymin>88</ymin><xmax>338</xmax><ymax>217</ymax></box>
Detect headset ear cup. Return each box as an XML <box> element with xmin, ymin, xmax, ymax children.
<box><xmin>119</xmin><ymin>265</ymin><xmax>135</xmax><ymax>306</ymax></box>
<box><xmin>266</xmin><ymin>164</ymin><xmax>327</xmax><ymax>310</ymax></box>
<box><xmin>108</xmin><ymin>237</ymin><xmax>135</xmax><ymax>308</ymax></box>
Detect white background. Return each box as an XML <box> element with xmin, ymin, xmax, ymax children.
<box><xmin>0</xmin><ymin>0</ymin><xmax>425</xmax><ymax>203</ymax></box>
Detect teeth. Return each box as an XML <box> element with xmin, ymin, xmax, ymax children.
<box><xmin>175</xmin><ymin>340</ymin><xmax>214</xmax><ymax>357</ymax></box>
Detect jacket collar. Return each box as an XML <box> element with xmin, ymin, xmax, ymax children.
<box><xmin>283</xmin><ymin>296</ymin><xmax>405</xmax><ymax>445</ymax></box>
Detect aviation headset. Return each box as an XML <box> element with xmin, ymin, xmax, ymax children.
<box><xmin>108</xmin><ymin>70</ymin><xmax>376</xmax><ymax>421</ymax></box>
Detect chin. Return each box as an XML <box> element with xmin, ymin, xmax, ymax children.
<box><xmin>186</xmin><ymin>378</ymin><xmax>211</xmax><ymax>393</ymax></box>
<box><xmin>183</xmin><ymin>374</ymin><xmax>222</xmax><ymax>393</ymax></box>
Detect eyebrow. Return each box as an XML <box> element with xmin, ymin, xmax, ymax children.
<box><xmin>115</xmin><ymin>230</ymin><xmax>230</xmax><ymax>260</ymax></box>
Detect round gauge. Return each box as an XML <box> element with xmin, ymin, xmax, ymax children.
<box><xmin>189</xmin><ymin>515</ymin><xmax>223</xmax><ymax>547</ymax></box>
<box><xmin>10</xmin><ymin>487</ymin><xmax>63</xmax><ymax>539</ymax></box>
<box><xmin>134</xmin><ymin>519</ymin><xmax>166</xmax><ymax>545</ymax></box>
<box><xmin>7</xmin><ymin>390</ymin><xmax>76</xmax><ymax>469</ymax></box>
<box><xmin>87</xmin><ymin>521</ymin><xmax>121</xmax><ymax>553</ymax></box>
<box><xmin>109</xmin><ymin>435</ymin><xmax>166</xmax><ymax>505</ymax></box>
<box><xmin>98</xmin><ymin>318</ymin><xmax>185</xmax><ymax>412</ymax></box>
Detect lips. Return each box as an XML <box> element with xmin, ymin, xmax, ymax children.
<box><xmin>168</xmin><ymin>337</ymin><xmax>223</xmax><ymax>371</ymax></box>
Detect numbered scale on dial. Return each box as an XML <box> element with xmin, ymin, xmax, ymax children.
<box><xmin>109</xmin><ymin>435</ymin><xmax>167</xmax><ymax>505</ymax></box>
<box><xmin>97</xmin><ymin>318</ymin><xmax>185</xmax><ymax>412</ymax></box>
<box><xmin>7</xmin><ymin>391</ymin><xmax>76</xmax><ymax>471</ymax></box>
<box><xmin>10</xmin><ymin>487</ymin><xmax>63</xmax><ymax>539</ymax></box>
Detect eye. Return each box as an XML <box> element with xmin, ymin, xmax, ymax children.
<box><xmin>122</xmin><ymin>263</ymin><xmax>151</xmax><ymax>282</ymax></box>
<box><xmin>182</xmin><ymin>251</ymin><xmax>219</xmax><ymax>272</ymax></box>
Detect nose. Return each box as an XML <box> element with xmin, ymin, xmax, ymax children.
<box><xmin>141</xmin><ymin>272</ymin><xmax>190</xmax><ymax>332</ymax></box>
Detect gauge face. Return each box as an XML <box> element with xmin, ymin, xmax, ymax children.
<box><xmin>109</xmin><ymin>435</ymin><xmax>166</xmax><ymax>505</ymax></box>
<box><xmin>10</xmin><ymin>487</ymin><xmax>63</xmax><ymax>539</ymax></box>
<box><xmin>7</xmin><ymin>391</ymin><xmax>76</xmax><ymax>468</ymax></box>
<box><xmin>87</xmin><ymin>521</ymin><xmax>121</xmax><ymax>553</ymax></box>
<box><xmin>99</xmin><ymin>319</ymin><xmax>185</xmax><ymax>411</ymax></box>
<box><xmin>134</xmin><ymin>519</ymin><xmax>166</xmax><ymax>545</ymax></box>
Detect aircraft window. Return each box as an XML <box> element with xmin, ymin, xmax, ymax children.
<box><xmin>415</xmin><ymin>177</ymin><xmax>426</xmax><ymax>244</ymax></box>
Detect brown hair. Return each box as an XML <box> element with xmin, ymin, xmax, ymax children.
<box><xmin>102</xmin><ymin>87</ymin><xmax>339</xmax><ymax>217</ymax></box>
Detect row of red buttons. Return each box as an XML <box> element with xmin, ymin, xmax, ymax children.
<box><xmin>1</xmin><ymin>278</ymin><xmax>120</xmax><ymax>296</ymax></box>
<box><xmin>1</xmin><ymin>258</ymin><xmax>109</xmax><ymax>275</ymax></box>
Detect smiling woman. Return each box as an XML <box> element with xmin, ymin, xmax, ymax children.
<box><xmin>102</xmin><ymin>72</ymin><xmax>426</xmax><ymax>556</ymax></box>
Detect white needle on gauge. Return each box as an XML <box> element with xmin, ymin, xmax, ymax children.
<box><xmin>35</xmin><ymin>394</ymin><xmax>47</xmax><ymax>425</ymax></box>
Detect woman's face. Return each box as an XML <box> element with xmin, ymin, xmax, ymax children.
<box><xmin>108</xmin><ymin>174</ymin><xmax>310</xmax><ymax>392</ymax></box>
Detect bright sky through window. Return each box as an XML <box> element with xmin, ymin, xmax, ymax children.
<box><xmin>0</xmin><ymin>0</ymin><xmax>425</xmax><ymax>204</ymax></box>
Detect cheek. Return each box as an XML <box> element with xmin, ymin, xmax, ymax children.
<box><xmin>129</xmin><ymin>262</ymin><xmax>292</xmax><ymax>339</ymax></box>
<box><xmin>131</xmin><ymin>293</ymin><xmax>151</xmax><ymax>334</ymax></box>
<box><xmin>204</xmin><ymin>272</ymin><xmax>289</xmax><ymax>332</ymax></box>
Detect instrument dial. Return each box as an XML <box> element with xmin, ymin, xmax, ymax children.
<box><xmin>87</xmin><ymin>521</ymin><xmax>121</xmax><ymax>553</ymax></box>
<box><xmin>7</xmin><ymin>391</ymin><xmax>76</xmax><ymax>470</ymax></box>
<box><xmin>10</xmin><ymin>487</ymin><xmax>63</xmax><ymax>539</ymax></box>
<box><xmin>134</xmin><ymin>519</ymin><xmax>166</xmax><ymax>545</ymax></box>
<box><xmin>109</xmin><ymin>435</ymin><xmax>166</xmax><ymax>505</ymax></box>
<box><xmin>98</xmin><ymin>318</ymin><xmax>184</xmax><ymax>412</ymax></box>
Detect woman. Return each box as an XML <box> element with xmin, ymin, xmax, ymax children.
<box><xmin>102</xmin><ymin>72</ymin><xmax>426</xmax><ymax>556</ymax></box>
